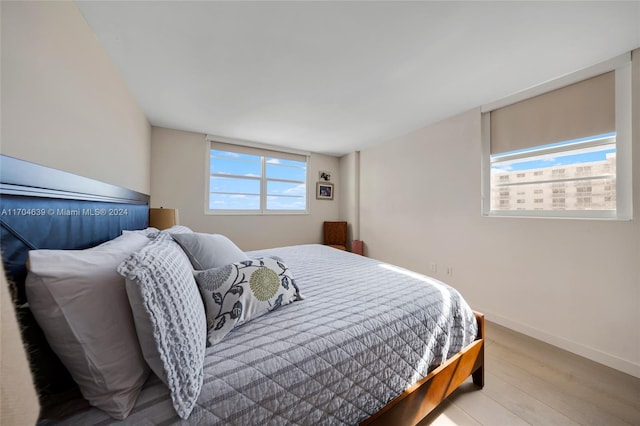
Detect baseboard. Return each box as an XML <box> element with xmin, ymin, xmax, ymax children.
<box><xmin>482</xmin><ymin>310</ymin><xmax>640</xmax><ymax>379</ymax></box>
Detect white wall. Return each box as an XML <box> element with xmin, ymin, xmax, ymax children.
<box><xmin>359</xmin><ymin>53</ymin><xmax>640</xmax><ymax>377</ymax></box>
<box><xmin>1</xmin><ymin>1</ymin><xmax>150</xmax><ymax>193</ymax></box>
<box><xmin>150</xmin><ymin>127</ymin><xmax>341</xmax><ymax>250</ymax></box>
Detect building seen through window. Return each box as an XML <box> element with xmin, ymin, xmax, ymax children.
<box><xmin>490</xmin><ymin>134</ymin><xmax>616</xmax><ymax>212</ymax></box>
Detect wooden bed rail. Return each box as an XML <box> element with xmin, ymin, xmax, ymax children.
<box><xmin>362</xmin><ymin>311</ymin><xmax>485</xmax><ymax>426</ymax></box>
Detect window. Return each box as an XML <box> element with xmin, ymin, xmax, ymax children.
<box><xmin>481</xmin><ymin>52</ymin><xmax>632</xmax><ymax>219</ymax></box>
<box><xmin>490</xmin><ymin>134</ymin><xmax>616</xmax><ymax>213</ymax></box>
<box><xmin>552</xmin><ymin>184</ymin><xmax>565</xmax><ymax>195</ymax></box>
<box><xmin>206</xmin><ymin>140</ymin><xmax>308</xmax><ymax>214</ymax></box>
<box><xmin>576</xmin><ymin>185</ymin><xmax>593</xmax><ymax>193</ymax></box>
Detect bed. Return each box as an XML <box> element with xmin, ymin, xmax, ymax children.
<box><xmin>0</xmin><ymin>154</ymin><xmax>484</xmax><ymax>425</ymax></box>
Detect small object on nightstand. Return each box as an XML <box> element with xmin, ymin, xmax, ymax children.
<box><xmin>351</xmin><ymin>240</ymin><xmax>364</xmax><ymax>256</ymax></box>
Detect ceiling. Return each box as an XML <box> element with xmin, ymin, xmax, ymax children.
<box><xmin>76</xmin><ymin>1</ymin><xmax>640</xmax><ymax>157</ymax></box>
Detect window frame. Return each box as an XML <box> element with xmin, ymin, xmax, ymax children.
<box><xmin>204</xmin><ymin>138</ymin><xmax>310</xmax><ymax>216</ymax></box>
<box><xmin>480</xmin><ymin>53</ymin><xmax>632</xmax><ymax>220</ymax></box>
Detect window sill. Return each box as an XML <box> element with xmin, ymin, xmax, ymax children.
<box><xmin>482</xmin><ymin>210</ymin><xmax>632</xmax><ymax>221</ymax></box>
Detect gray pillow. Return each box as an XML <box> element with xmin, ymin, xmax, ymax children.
<box><xmin>171</xmin><ymin>232</ymin><xmax>249</xmax><ymax>270</ymax></box>
<box><xmin>193</xmin><ymin>256</ymin><xmax>302</xmax><ymax>346</ymax></box>
<box><xmin>117</xmin><ymin>232</ymin><xmax>206</xmax><ymax>419</ymax></box>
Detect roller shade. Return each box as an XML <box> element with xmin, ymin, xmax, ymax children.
<box><xmin>490</xmin><ymin>71</ymin><xmax>615</xmax><ymax>154</ymax></box>
<box><xmin>209</xmin><ymin>140</ymin><xmax>307</xmax><ymax>163</ymax></box>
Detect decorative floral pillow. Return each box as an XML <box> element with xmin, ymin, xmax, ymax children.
<box><xmin>193</xmin><ymin>256</ymin><xmax>303</xmax><ymax>346</ymax></box>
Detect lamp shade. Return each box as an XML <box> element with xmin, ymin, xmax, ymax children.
<box><xmin>149</xmin><ymin>208</ymin><xmax>179</xmax><ymax>230</ymax></box>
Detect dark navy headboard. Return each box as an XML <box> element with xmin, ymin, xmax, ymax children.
<box><xmin>0</xmin><ymin>154</ymin><xmax>149</xmax><ymax>398</ymax></box>
<box><xmin>0</xmin><ymin>155</ymin><xmax>149</xmax><ymax>303</ymax></box>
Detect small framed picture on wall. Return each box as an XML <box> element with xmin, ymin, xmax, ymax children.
<box><xmin>316</xmin><ymin>182</ymin><xmax>334</xmax><ymax>200</ymax></box>
<box><xmin>319</xmin><ymin>171</ymin><xmax>331</xmax><ymax>182</ymax></box>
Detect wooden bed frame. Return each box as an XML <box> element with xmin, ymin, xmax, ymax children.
<box><xmin>1</xmin><ymin>154</ymin><xmax>484</xmax><ymax>425</ymax></box>
<box><xmin>364</xmin><ymin>311</ymin><xmax>485</xmax><ymax>425</ymax></box>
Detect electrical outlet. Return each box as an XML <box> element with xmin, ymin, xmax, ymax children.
<box><xmin>430</xmin><ymin>263</ymin><xmax>437</xmax><ymax>273</ymax></box>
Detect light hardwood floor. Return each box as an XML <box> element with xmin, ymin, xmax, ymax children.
<box><xmin>419</xmin><ymin>322</ymin><xmax>640</xmax><ymax>425</ymax></box>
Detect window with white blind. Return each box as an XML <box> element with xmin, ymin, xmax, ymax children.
<box><xmin>481</xmin><ymin>53</ymin><xmax>633</xmax><ymax>219</ymax></box>
<box><xmin>206</xmin><ymin>139</ymin><xmax>309</xmax><ymax>214</ymax></box>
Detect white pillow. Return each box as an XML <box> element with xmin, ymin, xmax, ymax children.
<box><xmin>122</xmin><ymin>226</ymin><xmax>159</xmax><ymax>237</ymax></box>
<box><xmin>163</xmin><ymin>225</ymin><xmax>193</xmax><ymax>234</ymax></box>
<box><xmin>25</xmin><ymin>233</ymin><xmax>151</xmax><ymax>420</ymax></box>
<box><xmin>118</xmin><ymin>232</ymin><xmax>206</xmax><ymax>420</ymax></box>
<box><xmin>171</xmin><ymin>232</ymin><xmax>249</xmax><ymax>270</ymax></box>
<box><xmin>122</xmin><ymin>225</ymin><xmax>191</xmax><ymax>239</ymax></box>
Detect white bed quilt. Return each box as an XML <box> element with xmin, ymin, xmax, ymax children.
<box><xmin>63</xmin><ymin>244</ymin><xmax>478</xmax><ymax>425</ymax></box>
